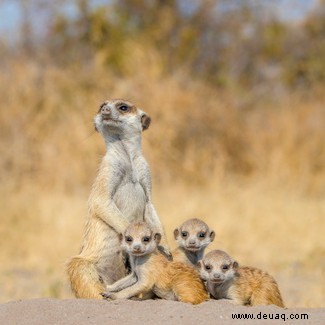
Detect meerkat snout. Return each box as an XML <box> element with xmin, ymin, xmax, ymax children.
<box><xmin>100</xmin><ymin>104</ymin><xmax>111</xmax><ymax>116</ymax></box>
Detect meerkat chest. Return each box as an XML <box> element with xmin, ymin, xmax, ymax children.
<box><xmin>209</xmin><ymin>281</ymin><xmax>230</xmax><ymax>299</ymax></box>
<box><xmin>108</xmin><ymin>155</ymin><xmax>148</xmax><ymax>219</ymax></box>
<box><xmin>126</xmin><ymin>158</ymin><xmax>147</xmax><ymax>184</ymax></box>
<box><xmin>112</xmin><ymin>151</ymin><xmax>148</xmax><ymax>185</ymax></box>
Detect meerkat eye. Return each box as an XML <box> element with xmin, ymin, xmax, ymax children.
<box><xmin>181</xmin><ymin>231</ymin><xmax>188</xmax><ymax>238</ymax></box>
<box><xmin>143</xmin><ymin>236</ymin><xmax>151</xmax><ymax>242</ymax></box>
<box><xmin>205</xmin><ymin>264</ymin><xmax>211</xmax><ymax>271</ymax></box>
<box><xmin>222</xmin><ymin>264</ymin><xmax>229</xmax><ymax>270</ymax></box>
<box><xmin>198</xmin><ymin>232</ymin><xmax>206</xmax><ymax>238</ymax></box>
<box><xmin>125</xmin><ymin>236</ymin><xmax>133</xmax><ymax>243</ymax></box>
<box><xmin>119</xmin><ymin>104</ymin><xmax>129</xmax><ymax>112</ymax></box>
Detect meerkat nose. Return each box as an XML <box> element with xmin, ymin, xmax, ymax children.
<box><xmin>213</xmin><ymin>273</ymin><xmax>221</xmax><ymax>279</ymax></box>
<box><xmin>101</xmin><ymin>106</ymin><xmax>111</xmax><ymax>115</ymax></box>
<box><xmin>133</xmin><ymin>244</ymin><xmax>141</xmax><ymax>251</ymax></box>
<box><xmin>189</xmin><ymin>239</ymin><xmax>196</xmax><ymax>245</ymax></box>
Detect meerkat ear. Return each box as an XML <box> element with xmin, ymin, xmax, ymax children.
<box><xmin>119</xmin><ymin>233</ymin><xmax>123</xmax><ymax>242</ymax></box>
<box><xmin>210</xmin><ymin>231</ymin><xmax>215</xmax><ymax>242</ymax></box>
<box><xmin>141</xmin><ymin>114</ymin><xmax>151</xmax><ymax>131</ymax></box>
<box><xmin>154</xmin><ymin>233</ymin><xmax>161</xmax><ymax>244</ymax></box>
<box><xmin>196</xmin><ymin>261</ymin><xmax>202</xmax><ymax>269</ymax></box>
<box><xmin>173</xmin><ymin>229</ymin><xmax>179</xmax><ymax>240</ymax></box>
<box><xmin>233</xmin><ymin>261</ymin><xmax>239</xmax><ymax>269</ymax></box>
<box><xmin>94</xmin><ymin>123</ymin><xmax>99</xmax><ymax>132</ymax></box>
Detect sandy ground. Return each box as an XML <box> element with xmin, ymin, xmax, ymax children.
<box><xmin>0</xmin><ymin>298</ymin><xmax>324</xmax><ymax>325</ymax></box>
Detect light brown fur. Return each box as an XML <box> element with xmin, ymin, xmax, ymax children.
<box><xmin>173</xmin><ymin>218</ymin><xmax>215</xmax><ymax>266</ymax></box>
<box><xmin>66</xmin><ymin>99</ymin><xmax>170</xmax><ymax>299</ymax></box>
<box><xmin>102</xmin><ymin>222</ymin><xmax>209</xmax><ymax>305</ymax></box>
<box><xmin>199</xmin><ymin>250</ymin><xmax>284</xmax><ymax>307</ymax></box>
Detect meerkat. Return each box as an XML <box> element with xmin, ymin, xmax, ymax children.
<box><xmin>101</xmin><ymin>222</ymin><xmax>209</xmax><ymax>305</ymax></box>
<box><xmin>173</xmin><ymin>218</ymin><xmax>215</xmax><ymax>266</ymax></box>
<box><xmin>66</xmin><ymin>99</ymin><xmax>171</xmax><ymax>299</ymax></box>
<box><xmin>198</xmin><ymin>250</ymin><xmax>284</xmax><ymax>307</ymax></box>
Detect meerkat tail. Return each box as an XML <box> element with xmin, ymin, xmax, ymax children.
<box><xmin>66</xmin><ymin>256</ymin><xmax>104</xmax><ymax>299</ymax></box>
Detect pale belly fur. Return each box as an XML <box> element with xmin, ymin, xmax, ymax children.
<box><xmin>113</xmin><ymin>181</ymin><xmax>147</xmax><ymax>222</ymax></box>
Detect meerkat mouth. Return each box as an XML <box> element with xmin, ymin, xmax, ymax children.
<box><xmin>210</xmin><ymin>279</ymin><xmax>224</xmax><ymax>284</ymax></box>
<box><xmin>131</xmin><ymin>251</ymin><xmax>147</xmax><ymax>256</ymax></box>
<box><xmin>102</xmin><ymin>117</ymin><xmax>121</xmax><ymax>126</ymax></box>
<box><xmin>102</xmin><ymin>116</ymin><xmax>114</xmax><ymax>122</ymax></box>
<box><xmin>186</xmin><ymin>246</ymin><xmax>200</xmax><ymax>252</ymax></box>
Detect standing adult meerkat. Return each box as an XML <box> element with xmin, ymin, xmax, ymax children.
<box><xmin>173</xmin><ymin>218</ymin><xmax>215</xmax><ymax>266</ymax></box>
<box><xmin>66</xmin><ymin>99</ymin><xmax>171</xmax><ymax>299</ymax></box>
<box><xmin>101</xmin><ymin>222</ymin><xmax>209</xmax><ymax>305</ymax></box>
<box><xmin>198</xmin><ymin>250</ymin><xmax>284</xmax><ymax>307</ymax></box>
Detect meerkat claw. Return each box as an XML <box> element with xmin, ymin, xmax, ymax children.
<box><xmin>101</xmin><ymin>292</ymin><xmax>117</xmax><ymax>300</ymax></box>
<box><xmin>158</xmin><ymin>246</ymin><xmax>173</xmax><ymax>261</ymax></box>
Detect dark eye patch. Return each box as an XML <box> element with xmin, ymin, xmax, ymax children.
<box><xmin>143</xmin><ymin>236</ymin><xmax>151</xmax><ymax>242</ymax></box>
<box><xmin>181</xmin><ymin>231</ymin><xmax>188</xmax><ymax>238</ymax></box>
<box><xmin>222</xmin><ymin>264</ymin><xmax>229</xmax><ymax>270</ymax></box>
<box><xmin>198</xmin><ymin>232</ymin><xmax>206</xmax><ymax>238</ymax></box>
<box><xmin>205</xmin><ymin>264</ymin><xmax>211</xmax><ymax>271</ymax></box>
<box><xmin>125</xmin><ymin>236</ymin><xmax>133</xmax><ymax>243</ymax></box>
<box><xmin>118</xmin><ymin>104</ymin><xmax>129</xmax><ymax>112</ymax></box>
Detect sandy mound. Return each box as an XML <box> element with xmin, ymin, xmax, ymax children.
<box><xmin>0</xmin><ymin>298</ymin><xmax>324</xmax><ymax>324</ymax></box>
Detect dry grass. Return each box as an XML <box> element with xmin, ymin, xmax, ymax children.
<box><xmin>0</xmin><ymin>53</ymin><xmax>324</xmax><ymax>307</ymax></box>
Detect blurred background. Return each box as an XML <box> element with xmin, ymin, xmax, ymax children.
<box><xmin>0</xmin><ymin>0</ymin><xmax>324</xmax><ymax>307</ymax></box>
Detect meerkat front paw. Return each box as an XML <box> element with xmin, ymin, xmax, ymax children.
<box><xmin>158</xmin><ymin>245</ymin><xmax>173</xmax><ymax>261</ymax></box>
<box><xmin>101</xmin><ymin>292</ymin><xmax>118</xmax><ymax>300</ymax></box>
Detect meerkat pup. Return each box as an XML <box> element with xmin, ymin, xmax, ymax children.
<box><xmin>173</xmin><ymin>218</ymin><xmax>215</xmax><ymax>266</ymax></box>
<box><xmin>198</xmin><ymin>250</ymin><xmax>284</xmax><ymax>307</ymax></box>
<box><xmin>101</xmin><ymin>222</ymin><xmax>209</xmax><ymax>305</ymax></box>
<box><xmin>66</xmin><ymin>99</ymin><xmax>171</xmax><ymax>299</ymax></box>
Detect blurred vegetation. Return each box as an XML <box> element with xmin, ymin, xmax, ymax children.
<box><xmin>3</xmin><ymin>0</ymin><xmax>324</xmax><ymax>87</ymax></box>
<box><xmin>96</xmin><ymin>0</ymin><xmax>325</xmax><ymax>87</ymax></box>
<box><xmin>0</xmin><ymin>0</ymin><xmax>324</xmax><ymax>193</ymax></box>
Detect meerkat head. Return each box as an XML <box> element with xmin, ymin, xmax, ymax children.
<box><xmin>120</xmin><ymin>222</ymin><xmax>161</xmax><ymax>257</ymax></box>
<box><xmin>94</xmin><ymin>99</ymin><xmax>151</xmax><ymax>136</ymax></box>
<box><xmin>197</xmin><ymin>250</ymin><xmax>238</xmax><ymax>284</ymax></box>
<box><xmin>174</xmin><ymin>218</ymin><xmax>215</xmax><ymax>252</ymax></box>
